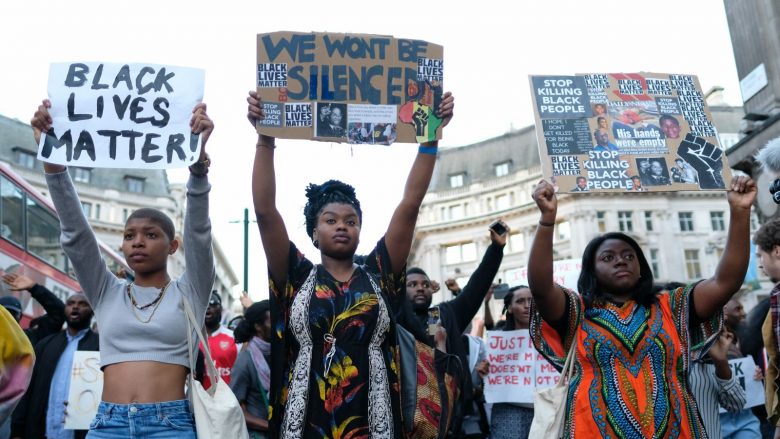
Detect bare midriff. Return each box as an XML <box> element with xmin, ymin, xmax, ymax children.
<box><xmin>102</xmin><ymin>362</ymin><xmax>188</xmax><ymax>403</ymax></box>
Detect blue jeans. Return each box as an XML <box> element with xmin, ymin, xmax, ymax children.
<box><xmin>86</xmin><ymin>400</ymin><xmax>196</xmax><ymax>438</ymax></box>
<box><xmin>720</xmin><ymin>408</ymin><xmax>762</xmax><ymax>439</ymax></box>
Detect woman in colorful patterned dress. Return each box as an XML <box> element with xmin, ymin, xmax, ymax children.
<box><xmin>247</xmin><ymin>91</ymin><xmax>453</xmax><ymax>439</ymax></box>
<box><xmin>527</xmin><ymin>176</ymin><xmax>756</xmax><ymax>438</ymax></box>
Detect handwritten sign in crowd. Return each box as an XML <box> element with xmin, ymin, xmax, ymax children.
<box><xmin>529</xmin><ymin>73</ymin><xmax>732</xmax><ymax>193</ymax></box>
<box><xmin>255</xmin><ymin>31</ymin><xmax>445</xmax><ymax>145</ymax></box>
<box><xmin>38</xmin><ymin>62</ymin><xmax>205</xmax><ymax>169</ymax></box>
<box><xmin>64</xmin><ymin>351</ymin><xmax>103</xmax><ymax>430</ymax></box>
<box><xmin>483</xmin><ymin>329</ymin><xmax>560</xmax><ymax>404</ymax></box>
<box><xmin>719</xmin><ymin>356</ymin><xmax>765</xmax><ymax>413</ymax></box>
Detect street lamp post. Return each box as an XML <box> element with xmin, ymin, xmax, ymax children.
<box><xmin>230</xmin><ymin>208</ymin><xmax>254</xmax><ymax>293</ymax></box>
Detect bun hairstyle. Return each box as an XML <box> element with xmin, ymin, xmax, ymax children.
<box><xmin>502</xmin><ymin>285</ymin><xmax>529</xmax><ymax>331</ymax></box>
<box><xmin>234</xmin><ymin>300</ymin><xmax>270</xmax><ymax>344</ymax></box>
<box><xmin>304</xmin><ymin>180</ymin><xmax>363</xmax><ymax>239</ymax></box>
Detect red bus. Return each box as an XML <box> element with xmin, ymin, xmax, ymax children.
<box><xmin>0</xmin><ymin>162</ymin><xmax>128</xmax><ymax>327</ymax></box>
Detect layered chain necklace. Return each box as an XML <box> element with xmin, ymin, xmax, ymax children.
<box><xmin>126</xmin><ymin>280</ymin><xmax>171</xmax><ymax>324</ymax></box>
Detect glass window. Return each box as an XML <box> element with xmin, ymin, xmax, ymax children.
<box><xmin>495</xmin><ymin>162</ymin><xmax>510</xmax><ymax>177</ymax></box>
<box><xmin>679</xmin><ymin>212</ymin><xmax>694</xmax><ymax>232</ymax></box>
<box><xmin>123</xmin><ymin>208</ymin><xmax>130</xmax><ymax>223</ymax></box>
<box><xmin>495</xmin><ymin>194</ymin><xmax>509</xmax><ymax>210</ymax></box>
<box><xmin>509</xmin><ymin>233</ymin><xmax>524</xmax><ymax>253</ymax></box>
<box><xmin>26</xmin><ymin>196</ymin><xmax>67</xmax><ymax>271</ymax></box>
<box><xmin>126</xmin><ymin>177</ymin><xmax>145</xmax><ymax>193</ymax></box>
<box><xmin>449</xmin><ymin>204</ymin><xmax>464</xmax><ymax>220</ymax></box>
<box><xmin>644</xmin><ymin>211</ymin><xmax>653</xmax><ymax>232</ymax></box>
<box><xmin>557</xmin><ymin>221</ymin><xmax>571</xmax><ymax>241</ymax></box>
<box><xmin>15</xmin><ymin>150</ymin><xmax>35</xmax><ymax>169</ymax></box>
<box><xmin>710</xmin><ymin>211</ymin><xmax>725</xmax><ymax>232</ymax></box>
<box><xmin>449</xmin><ymin>173</ymin><xmax>465</xmax><ymax>188</ymax></box>
<box><xmin>81</xmin><ymin>202</ymin><xmax>92</xmax><ymax>218</ymax></box>
<box><xmin>0</xmin><ymin>175</ymin><xmax>24</xmax><ymax>246</ymax></box>
<box><xmin>596</xmin><ymin>211</ymin><xmax>606</xmax><ymax>233</ymax></box>
<box><xmin>649</xmin><ymin>248</ymin><xmax>660</xmax><ymax>278</ymax></box>
<box><xmin>445</xmin><ymin>242</ymin><xmax>477</xmax><ymax>264</ymax></box>
<box><xmin>95</xmin><ymin>204</ymin><xmax>101</xmax><ymax>220</ymax></box>
<box><xmin>73</xmin><ymin>168</ymin><xmax>91</xmax><ymax>183</ymax></box>
<box><xmin>684</xmin><ymin>249</ymin><xmax>701</xmax><ymax>279</ymax></box>
<box><xmin>618</xmin><ymin>211</ymin><xmax>633</xmax><ymax>232</ymax></box>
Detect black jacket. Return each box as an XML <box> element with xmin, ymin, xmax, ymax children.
<box><xmin>24</xmin><ymin>284</ymin><xmax>66</xmax><ymax>346</ymax></box>
<box><xmin>12</xmin><ymin>329</ymin><xmax>99</xmax><ymax>439</ymax></box>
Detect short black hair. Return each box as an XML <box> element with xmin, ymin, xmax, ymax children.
<box><xmin>659</xmin><ymin>114</ymin><xmax>679</xmax><ymax>126</ymax></box>
<box><xmin>303</xmin><ymin>180</ymin><xmax>362</xmax><ymax>239</ymax></box>
<box><xmin>578</xmin><ymin>232</ymin><xmax>656</xmax><ymax>308</ymax></box>
<box><xmin>126</xmin><ymin>208</ymin><xmax>175</xmax><ymax>241</ymax></box>
<box><xmin>406</xmin><ymin>267</ymin><xmax>429</xmax><ymax>279</ymax></box>
<box><xmin>755</xmin><ymin>218</ymin><xmax>780</xmax><ymax>252</ymax></box>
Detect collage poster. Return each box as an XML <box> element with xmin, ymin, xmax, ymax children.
<box><xmin>529</xmin><ymin>73</ymin><xmax>732</xmax><ymax>193</ymax></box>
<box><xmin>256</xmin><ymin>31</ymin><xmax>444</xmax><ymax>145</ymax></box>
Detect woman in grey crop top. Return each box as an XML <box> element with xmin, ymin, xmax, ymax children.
<box><xmin>247</xmin><ymin>90</ymin><xmax>455</xmax><ymax>438</ymax></box>
<box><xmin>32</xmin><ymin>100</ymin><xmax>216</xmax><ymax>438</ymax></box>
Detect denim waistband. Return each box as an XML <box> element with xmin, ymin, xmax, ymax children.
<box><xmin>96</xmin><ymin>399</ymin><xmax>191</xmax><ymax>417</ymax></box>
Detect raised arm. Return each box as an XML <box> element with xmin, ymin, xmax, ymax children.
<box><xmin>181</xmin><ymin>103</ymin><xmax>216</xmax><ymax>305</ymax></box>
<box><xmin>247</xmin><ymin>91</ymin><xmax>290</xmax><ymax>289</ymax></box>
<box><xmin>32</xmin><ymin>100</ymin><xmax>117</xmax><ymax>305</ymax></box>
<box><xmin>449</xmin><ymin>224</ymin><xmax>506</xmax><ymax>333</ymax></box>
<box><xmin>3</xmin><ymin>273</ymin><xmax>65</xmax><ymax>338</ymax></box>
<box><xmin>385</xmin><ymin>92</ymin><xmax>454</xmax><ymax>275</ymax></box>
<box><xmin>528</xmin><ymin>179</ymin><xmax>567</xmax><ymax>323</ymax></box>
<box><xmin>691</xmin><ymin>176</ymin><xmax>756</xmax><ymax>321</ymax></box>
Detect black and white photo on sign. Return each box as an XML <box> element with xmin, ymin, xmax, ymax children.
<box><xmin>37</xmin><ymin>62</ymin><xmax>205</xmax><ymax>169</ymax></box>
<box><xmin>346</xmin><ymin>104</ymin><xmax>397</xmax><ymax>145</ymax></box>
<box><xmin>315</xmin><ymin>102</ymin><xmax>347</xmax><ymax>138</ymax></box>
<box><xmin>636</xmin><ymin>157</ymin><xmax>672</xmax><ymax>186</ymax></box>
<box><xmin>677</xmin><ymin>133</ymin><xmax>725</xmax><ymax>189</ymax></box>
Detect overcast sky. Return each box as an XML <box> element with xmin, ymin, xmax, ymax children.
<box><xmin>1</xmin><ymin>0</ymin><xmax>742</xmax><ymax>300</ymax></box>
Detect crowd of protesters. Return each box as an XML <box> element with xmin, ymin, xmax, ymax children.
<box><xmin>3</xmin><ymin>91</ymin><xmax>780</xmax><ymax>439</ymax></box>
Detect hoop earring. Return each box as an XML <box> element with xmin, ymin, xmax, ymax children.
<box><xmin>313</xmin><ymin>239</ymin><xmax>319</xmax><ymax>249</ymax></box>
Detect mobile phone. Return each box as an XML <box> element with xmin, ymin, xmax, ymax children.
<box><xmin>427</xmin><ymin>307</ymin><xmax>441</xmax><ymax>336</ymax></box>
<box><xmin>490</xmin><ymin>221</ymin><xmax>508</xmax><ymax>236</ymax></box>
<box><xmin>492</xmin><ymin>283</ymin><xmax>510</xmax><ymax>300</ymax></box>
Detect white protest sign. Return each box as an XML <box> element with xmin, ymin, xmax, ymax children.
<box><xmin>38</xmin><ymin>62</ymin><xmax>205</xmax><ymax>169</ymax></box>
<box><xmin>64</xmin><ymin>351</ymin><xmax>103</xmax><ymax>430</ymax></box>
<box><xmin>483</xmin><ymin>329</ymin><xmax>560</xmax><ymax>404</ymax></box>
<box><xmin>504</xmin><ymin>258</ymin><xmax>582</xmax><ymax>290</ymax></box>
<box><xmin>719</xmin><ymin>356</ymin><xmax>765</xmax><ymax>413</ymax></box>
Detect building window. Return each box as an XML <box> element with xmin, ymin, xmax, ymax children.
<box><xmin>15</xmin><ymin>149</ymin><xmax>36</xmax><ymax>169</ymax></box>
<box><xmin>618</xmin><ymin>211</ymin><xmax>633</xmax><ymax>233</ymax></box>
<box><xmin>0</xmin><ymin>175</ymin><xmax>25</xmax><ymax>245</ymax></box>
<box><xmin>125</xmin><ymin>176</ymin><xmax>145</xmax><ymax>193</ymax></box>
<box><xmin>449</xmin><ymin>173</ymin><xmax>465</xmax><ymax>188</ymax></box>
<box><xmin>95</xmin><ymin>204</ymin><xmax>101</xmax><ymax>220</ymax></box>
<box><xmin>449</xmin><ymin>204</ymin><xmax>464</xmax><ymax>220</ymax></box>
<box><xmin>495</xmin><ymin>194</ymin><xmax>510</xmax><ymax>211</ymax></box>
<box><xmin>81</xmin><ymin>202</ymin><xmax>92</xmax><ymax>218</ymax></box>
<box><xmin>679</xmin><ymin>212</ymin><xmax>694</xmax><ymax>232</ymax></box>
<box><xmin>73</xmin><ymin>168</ymin><xmax>92</xmax><ymax>183</ymax></box>
<box><xmin>644</xmin><ymin>211</ymin><xmax>654</xmax><ymax>232</ymax></box>
<box><xmin>122</xmin><ymin>208</ymin><xmax>130</xmax><ymax>223</ymax></box>
<box><xmin>649</xmin><ymin>248</ymin><xmax>660</xmax><ymax>278</ymax></box>
<box><xmin>445</xmin><ymin>242</ymin><xmax>477</xmax><ymax>264</ymax></box>
<box><xmin>596</xmin><ymin>211</ymin><xmax>606</xmax><ymax>233</ymax></box>
<box><xmin>557</xmin><ymin>221</ymin><xmax>571</xmax><ymax>241</ymax></box>
<box><xmin>710</xmin><ymin>211</ymin><xmax>725</xmax><ymax>232</ymax></box>
<box><xmin>509</xmin><ymin>233</ymin><xmax>524</xmax><ymax>253</ymax></box>
<box><xmin>684</xmin><ymin>249</ymin><xmax>701</xmax><ymax>279</ymax></box>
<box><xmin>495</xmin><ymin>161</ymin><xmax>511</xmax><ymax>177</ymax></box>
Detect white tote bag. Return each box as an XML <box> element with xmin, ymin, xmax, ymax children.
<box><xmin>183</xmin><ymin>294</ymin><xmax>249</xmax><ymax>439</ymax></box>
<box><xmin>527</xmin><ymin>339</ymin><xmax>577</xmax><ymax>439</ymax></box>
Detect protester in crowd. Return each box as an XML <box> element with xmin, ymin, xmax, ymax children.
<box><xmin>30</xmin><ymin>100</ymin><xmax>214</xmax><ymax>437</ymax></box>
<box><xmin>528</xmin><ymin>176</ymin><xmax>756</xmax><ymax>438</ymax></box>
<box><xmin>12</xmin><ymin>294</ymin><xmax>96</xmax><ymax>439</ymax></box>
<box><xmin>755</xmin><ymin>218</ymin><xmax>780</xmax><ymax>438</ymax></box>
<box><xmin>490</xmin><ymin>286</ymin><xmax>535</xmax><ymax>439</ymax></box>
<box><xmin>739</xmin><ymin>295</ymin><xmax>774</xmax><ymax>438</ymax></box>
<box><xmin>248</xmin><ymin>90</ymin><xmax>453</xmax><ymax>437</ymax></box>
<box><xmin>404</xmin><ymin>222</ymin><xmax>506</xmax><ymax>437</ymax></box>
<box><xmin>231</xmin><ymin>300</ymin><xmax>272</xmax><ymax>439</ymax></box>
<box><xmin>202</xmin><ymin>291</ymin><xmax>240</xmax><ymax>388</ymax></box>
<box><xmin>719</xmin><ymin>297</ymin><xmax>762</xmax><ymax>438</ymax></box>
<box><xmin>2</xmin><ymin>273</ymin><xmax>66</xmax><ymax>345</ymax></box>
<box><xmin>0</xmin><ymin>307</ymin><xmax>33</xmax><ymax>430</ymax></box>
<box><xmin>462</xmin><ymin>333</ymin><xmax>489</xmax><ymax>438</ymax></box>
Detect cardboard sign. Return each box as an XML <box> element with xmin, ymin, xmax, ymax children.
<box><xmin>529</xmin><ymin>73</ymin><xmax>732</xmax><ymax>193</ymax></box>
<box><xmin>504</xmin><ymin>258</ymin><xmax>582</xmax><ymax>291</ymax></box>
<box><xmin>719</xmin><ymin>356</ymin><xmax>765</xmax><ymax>413</ymax></box>
<box><xmin>64</xmin><ymin>351</ymin><xmax>103</xmax><ymax>430</ymax></box>
<box><xmin>256</xmin><ymin>31</ymin><xmax>444</xmax><ymax>145</ymax></box>
<box><xmin>483</xmin><ymin>329</ymin><xmax>561</xmax><ymax>404</ymax></box>
<box><xmin>38</xmin><ymin>62</ymin><xmax>205</xmax><ymax>169</ymax></box>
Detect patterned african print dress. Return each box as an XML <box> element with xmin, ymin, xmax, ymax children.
<box><xmin>268</xmin><ymin>238</ymin><xmax>404</xmax><ymax>439</ymax></box>
<box><xmin>530</xmin><ymin>284</ymin><xmax>721</xmax><ymax>439</ymax></box>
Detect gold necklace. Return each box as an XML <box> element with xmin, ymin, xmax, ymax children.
<box><xmin>126</xmin><ymin>281</ymin><xmax>171</xmax><ymax>324</ymax></box>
